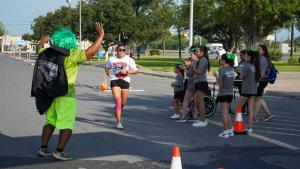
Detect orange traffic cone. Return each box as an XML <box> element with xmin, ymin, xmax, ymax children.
<box><xmin>234</xmin><ymin>106</ymin><xmax>247</xmax><ymax>135</ymax></box>
<box><xmin>170</xmin><ymin>145</ymin><xmax>182</xmax><ymax>169</ymax></box>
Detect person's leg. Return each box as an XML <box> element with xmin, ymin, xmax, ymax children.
<box><xmin>112</xmin><ymin>87</ymin><xmax>122</xmax><ymax>122</ymax></box>
<box><xmin>121</xmin><ymin>89</ymin><xmax>129</xmax><ymax>108</ymax></box>
<box><xmin>237</xmin><ymin>96</ymin><xmax>248</xmax><ymax>111</ymax></box>
<box><xmin>192</xmin><ymin>103</ymin><xmax>198</xmax><ymax>119</ymax></box>
<box><xmin>56</xmin><ymin>129</ymin><xmax>72</xmax><ymax>152</ymax></box>
<box><xmin>173</xmin><ymin>99</ymin><xmax>181</xmax><ymax>115</ymax></box>
<box><xmin>182</xmin><ymin>90</ymin><xmax>194</xmax><ymax>117</ymax></box>
<box><xmin>41</xmin><ymin>124</ymin><xmax>55</xmax><ymax>147</ymax></box>
<box><xmin>197</xmin><ymin>91</ymin><xmax>206</xmax><ymax>122</ymax></box>
<box><xmin>248</xmin><ymin>96</ymin><xmax>256</xmax><ymax>129</ymax></box>
<box><xmin>227</xmin><ymin>102</ymin><xmax>233</xmax><ymax>128</ymax></box>
<box><xmin>193</xmin><ymin>91</ymin><xmax>200</xmax><ymax>119</ymax></box>
<box><xmin>260</xmin><ymin>98</ymin><xmax>272</xmax><ymax>116</ymax></box>
<box><xmin>220</xmin><ymin>102</ymin><xmax>229</xmax><ymax>130</ymax></box>
<box><xmin>254</xmin><ymin>96</ymin><xmax>262</xmax><ymax>117</ymax></box>
<box><xmin>194</xmin><ymin>90</ymin><xmax>206</xmax><ymax>121</ymax></box>
<box><xmin>52</xmin><ymin>97</ymin><xmax>77</xmax><ymax>160</ymax></box>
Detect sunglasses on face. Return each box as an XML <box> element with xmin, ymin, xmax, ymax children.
<box><xmin>118</xmin><ymin>48</ymin><xmax>125</xmax><ymax>52</ymax></box>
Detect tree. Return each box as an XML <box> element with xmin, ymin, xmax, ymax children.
<box><xmin>31</xmin><ymin>6</ymin><xmax>76</xmax><ymax>40</ymax></box>
<box><xmin>132</xmin><ymin>0</ymin><xmax>174</xmax><ymax>51</ymax></box>
<box><xmin>294</xmin><ymin>36</ymin><xmax>300</xmax><ymax>47</ymax></box>
<box><xmin>173</xmin><ymin>2</ymin><xmax>188</xmax><ymax>58</ymax></box>
<box><xmin>181</xmin><ymin>0</ymin><xmax>242</xmax><ymax>51</ymax></box>
<box><xmin>22</xmin><ymin>33</ymin><xmax>33</xmax><ymax>41</ymax></box>
<box><xmin>0</xmin><ymin>22</ymin><xmax>5</xmax><ymax>36</ymax></box>
<box><xmin>31</xmin><ymin>0</ymin><xmax>173</xmax><ymax>59</ymax></box>
<box><xmin>216</xmin><ymin>0</ymin><xmax>300</xmax><ymax>48</ymax></box>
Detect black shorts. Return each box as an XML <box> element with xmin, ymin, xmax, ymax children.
<box><xmin>174</xmin><ymin>90</ymin><xmax>185</xmax><ymax>103</ymax></box>
<box><xmin>195</xmin><ymin>82</ymin><xmax>210</xmax><ymax>95</ymax></box>
<box><xmin>110</xmin><ymin>79</ymin><xmax>130</xmax><ymax>89</ymax></box>
<box><xmin>257</xmin><ymin>81</ymin><xmax>268</xmax><ymax>97</ymax></box>
<box><xmin>240</xmin><ymin>93</ymin><xmax>257</xmax><ymax>97</ymax></box>
<box><xmin>216</xmin><ymin>95</ymin><xmax>233</xmax><ymax>103</ymax></box>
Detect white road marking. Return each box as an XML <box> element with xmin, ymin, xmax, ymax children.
<box><xmin>259</xmin><ymin>122</ymin><xmax>300</xmax><ymax>128</ymax></box>
<box><xmin>208</xmin><ymin>119</ymin><xmax>300</xmax><ymax>151</ymax></box>
<box><xmin>254</xmin><ymin>129</ymin><xmax>300</xmax><ymax>137</ymax></box>
<box><xmin>254</xmin><ymin>125</ymin><xmax>300</xmax><ymax>132</ymax></box>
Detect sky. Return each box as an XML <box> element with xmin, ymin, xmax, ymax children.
<box><xmin>0</xmin><ymin>0</ymin><xmax>299</xmax><ymax>41</ymax></box>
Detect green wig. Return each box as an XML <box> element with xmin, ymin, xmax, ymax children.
<box><xmin>50</xmin><ymin>28</ymin><xmax>77</xmax><ymax>49</ymax></box>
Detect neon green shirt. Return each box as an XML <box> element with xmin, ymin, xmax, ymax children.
<box><xmin>38</xmin><ymin>48</ymin><xmax>86</xmax><ymax>97</ymax></box>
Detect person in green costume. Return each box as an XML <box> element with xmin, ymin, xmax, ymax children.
<box><xmin>37</xmin><ymin>22</ymin><xmax>105</xmax><ymax>161</ymax></box>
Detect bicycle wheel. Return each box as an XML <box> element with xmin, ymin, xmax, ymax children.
<box><xmin>204</xmin><ymin>96</ymin><xmax>216</xmax><ymax>118</ymax></box>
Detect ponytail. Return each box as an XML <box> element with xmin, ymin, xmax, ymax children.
<box><xmin>247</xmin><ymin>50</ymin><xmax>261</xmax><ymax>82</ymax></box>
<box><xmin>199</xmin><ymin>45</ymin><xmax>211</xmax><ymax>71</ymax></box>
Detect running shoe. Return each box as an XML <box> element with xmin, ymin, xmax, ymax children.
<box><xmin>227</xmin><ymin>128</ymin><xmax>235</xmax><ymax>137</ymax></box>
<box><xmin>192</xmin><ymin>120</ymin><xmax>208</xmax><ymax>127</ymax></box>
<box><xmin>247</xmin><ymin>128</ymin><xmax>253</xmax><ymax>133</ymax></box>
<box><xmin>116</xmin><ymin>122</ymin><xmax>124</xmax><ymax>130</ymax></box>
<box><xmin>37</xmin><ymin>148</ymin><xmax>52</xmax><ymax>157</ymax></box>
<box><xmin>53</xmin><ymin>151</ymin><xmax>72</xmax><ymax>161</ymax></box>
<box><xmin>170</xmin><ymin>114</ymin><xmax>180</xmax><ymax>119</ymax></box>
<box><xmin>175</xmin><ymin>117</ymin><xmax>187</xmax><ymax>123</ymax></box>
<box><xmin>263</xmin><ymin>114</ymin><xmax>274</xmax><ymax>122</ymax></box>
<box><xmin>218</xmin><ymin>131</ymin><xmax>229</xmax><ymax>138</ymax></box>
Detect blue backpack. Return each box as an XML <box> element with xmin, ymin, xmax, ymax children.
<box><xmin>267</xmin><ymin>64</ymin><xmax>279</xmax><ymax>84</ymax></box>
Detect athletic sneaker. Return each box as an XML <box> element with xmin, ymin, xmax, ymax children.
<box><xmin>53</xmin><ymin>151</ymin><xmax>72</xmax><ymax>161</ymax></box>
<box><xmin>116</xmin><ymin>122</ymin><xmax>124</xmax><ymax>130</ymax></box>
<box><xmin>192</xmin><ymin>120</ymin><xmax>208</xmax><ymax>127</ymax></box>
<box><xmin>253</xmin><ymin>117</ymin><xmax>259</xmax><ymax>122</ymax></box>
<box><xmin>263</xmin><ymin>114</ymin><xmax>274</xmax><ymax>122</ymax></box>
<box><xmin>227</xmin><ymin>128</ymin><xmax>234</xmax><ymax>137</ymax></box>
<box><xmin>247</xmin><ymin>128</ymin><xmax>253</xmax><ymax>133</ymax></box>
<box><xmin>175</xmin><ymin>117</ymin><xmax>187</xmax><ymax>123</ymax></box>
<box><xmin>37</xmin><ymin>148</ymin><xmax>52</xmax><ymax>157</ymax></box>
<box><xmin>218</xmin><ymin>131</ymin><xmax>229</xmax><ymax>138</ymax></box>
<box><xmin>170</xmin><ymin>114</ymin><xmax>180</xmax><ymax>119</ymax></box>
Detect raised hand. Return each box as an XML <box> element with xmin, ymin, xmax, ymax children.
<box><xmin>95</xmin><ymin>22</ymin><xmax>104</xmax><ymax>37</ymax></box>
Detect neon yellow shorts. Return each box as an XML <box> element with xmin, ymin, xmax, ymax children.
<box><xmin>45</xmin><ymin>96</ymin><xmax>77</xmax><ymax>130</ymax></box>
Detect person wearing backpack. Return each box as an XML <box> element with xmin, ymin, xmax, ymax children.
<box><xmin>34</xmin><ymin>22</ymin><xmax>104</xmax><ymax>160</ymax></box>
<box><xmin>254</xmin><ymin>45</ymin><xmax>274</xmax><ymax>122</ymax></box>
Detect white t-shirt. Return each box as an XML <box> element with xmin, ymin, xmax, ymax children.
<box><xmin>105</xmin><ymin>56</ymin><xmax>137</xmax><ymax>83</ymax></box>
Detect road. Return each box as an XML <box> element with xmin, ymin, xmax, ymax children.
<box><xmin>0</xmin><ymin>54</ymin><xmax>300</xmax><ymax>169</ymax></box>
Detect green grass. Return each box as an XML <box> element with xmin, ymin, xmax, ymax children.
<box><xmin>273</xmin><ymin>61</ymin><xmax>300</xmax><ymax>72</ymax></box>
<box><xmin>135</xmin><ymin>55</ymin><xmax>219</xmax><ymax>72</ymax></box>
<box><xmin>134</xmin><ymin>55</ymin><xmax>300</xmax><ymax>72</ymax></box>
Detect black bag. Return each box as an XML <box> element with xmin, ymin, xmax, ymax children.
<box><xmin>31</xmin><ymin>46</ymin><xmax>69</xmax><ymax>114</ymax></box>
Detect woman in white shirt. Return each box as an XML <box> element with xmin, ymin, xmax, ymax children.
<box><xmin>105</xmin><ymin>44</ymin><xmax>138</xmax><ymax>130</ymax></box>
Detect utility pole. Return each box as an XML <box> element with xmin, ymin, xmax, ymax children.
<box><xmin>290</xmin><ymin>19</ymin><xmax>294</xmax><ymax>58</ymax></box>
<box><xmin>79</xmin><ymin>0</ymin><xmax>82</xmax><ymax>49</ymax></box>
<box><xmin>189</xmin><ymin>0</ymin><xmax>194</xmax><ymax>47</ymax></box>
